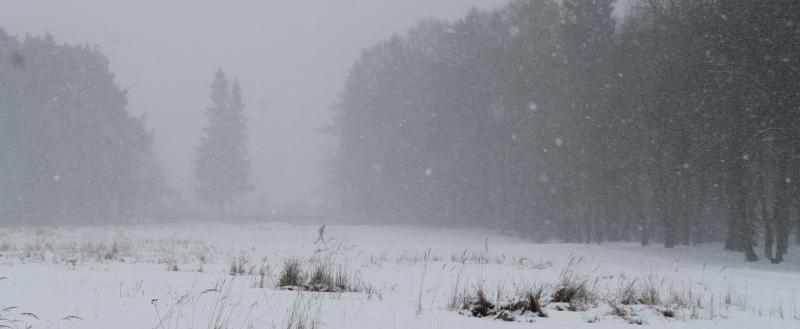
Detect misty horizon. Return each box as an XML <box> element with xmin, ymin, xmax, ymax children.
<box><xmin>1</xmin><ymin>1</ymin><xmax>799</xmax><ymax>328</ymax></box>
<box><xmin>0</xmin><ymin>0</ymin><xmax>507</xmax><ymax>210</ymax></box>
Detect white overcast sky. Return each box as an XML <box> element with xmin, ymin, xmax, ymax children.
<box><xmin>0</xmin><ymin>0</ymin><xmax>508</xmax><ymax>208</ymax></box>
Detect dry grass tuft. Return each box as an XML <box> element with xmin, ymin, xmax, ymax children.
<box><xmin>278</xmin><ymin>259</ymin><xmax>305</xmax><ymax>288</ymax></box>
<box><xmin>229</xmin><ymin>256</ymin><xmax>249</xmax><ymax>276</ymax></box>
<box><xmin>523</xmin><ymin>288</ymin><xmax>547</xmax><ymax>317</ymax></box>
<box><xmin>308</xmin><ymin>263</ymin><xmax>333</xmax><ymax>288</ymax></box>
<box><xmin>471</xmin><ymin>287</ymin><xmax>495</xmax><ymax>318</ymax></box>
<box><xmin>103</xmin><ymin>241</ymin><xmax>119</xmax><ymax>260</ymax></box>
<box><xmin>276</xmin><ymin>259</ymin><xmax>373</xmax><ymax>294</ymax></box>
<box><xmin>618</xmin><ymin>276</ymin><xmax>662</xmax><ymax>306</ymax></box>
<box><xmin>552</xmin><ymin>270</ymin><xmax>596</xmax><ymax>311</ymax></box>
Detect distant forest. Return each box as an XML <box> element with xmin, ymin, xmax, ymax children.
<box><xmin>0</xmin><ymin>31</ymin><xmax>163</xmax><ymax>223</ymax></box>
<box><xmin>0</xmin><ymin>0</ymin><xmax>798</xmax><ymax>263</ymax></box>
<box><xmin>329</xmin><ymin>0</ymin><xmax>800</xmax><ymax>262</ymax></box>
<box><xmin>0</xmin><ymin>30</ymin><xmax>256</xmax><ymax>224</ymax></box>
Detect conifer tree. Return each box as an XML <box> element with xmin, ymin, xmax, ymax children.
<box><xmin>195</xmin><ymin>69</ymin><xmax>252</xmax><ymax>210</ymax></box>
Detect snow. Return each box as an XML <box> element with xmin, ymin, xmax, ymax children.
<box><xmin>1</xmin><ymin>223</ymin><xmax>798</xmax><ymax>328</ymax></box>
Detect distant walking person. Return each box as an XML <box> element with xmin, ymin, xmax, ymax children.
<box><xmin>315</xmin><ymin>225</ymin><xmax>326</xmax><ymax>245</ymax></box>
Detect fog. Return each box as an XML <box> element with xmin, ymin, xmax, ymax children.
<box><xmin>0</xmin><ymin>0</ymin><xmax>506</xmax><ymax>209</ymax></box>
<box><xmin>1</xmin><ymin>2</ymin><xmax>799</xmax><ymax>328</ymax></box>
<box><xmin>0</xmin><ymin>0</ymin><xmax>798</xmax><ymax>260</ymax></box>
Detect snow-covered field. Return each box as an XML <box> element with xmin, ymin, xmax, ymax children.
<box><xmin>1</xmin><ymin>222</ymin><xmax>798</xmax><ymax>328</ymax></box>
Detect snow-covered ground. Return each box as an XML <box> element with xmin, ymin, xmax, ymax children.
<box><xmin>1</xmin><ymin>222</ymin><xmax>798</xmax><ymax>328</ymax></box>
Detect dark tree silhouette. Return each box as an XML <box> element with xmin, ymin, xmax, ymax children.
<box><xmin>195</xmin><ymin>69</ymin><xmax>253</xmax><ymax>210</ymax></box>
<box><xmin>329</xmin><ymin>0</ymin><xmax>800</xmax><ymax>262</ymax></box>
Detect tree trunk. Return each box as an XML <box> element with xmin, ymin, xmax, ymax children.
<box><xmin>693</xmin><ymin>174</ymin><xmax>707</xmax><ymax>245</ymax></box>
<box><xmin>726</xmin><ymin>157</ymin><xmax>759</xmax><ymax>262</ymax></box>
<box><xmin>774</xmin><ymin>155</ymin><xmax>791</xmax><ymax>262</ymax></box>
<box><xmin>758</xmin><ymin>154</ymin><xmax>776</xmax><ymax>261</ymax></box>
<box><xmin>764</xmin><ymin>214</ymin><xmax>774</xmax><ymax>260</ymax></box>
<box><xmin>663</xmin><ymin>180</ymin><xmax>677</xmax><ymax>249</ymax></box>
<box><xmin>676</xmin><ymin>174</ymin><xmax>691</xmax><ymax>245</ymax></box>
<box><xmin>635</xmin><ymin>177</ymin><xmax>649</xmax><ymax>246</ymax></box>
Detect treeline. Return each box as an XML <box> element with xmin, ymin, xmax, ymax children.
<box><xmin>0</xmin><ymin>29</ymin><xmax>163</xmax><ymax>223</ymax></box>
<box><xmin>330</xmin><ymin>0</ymin><xmax>800</xmax><ymax>262</ymax></box>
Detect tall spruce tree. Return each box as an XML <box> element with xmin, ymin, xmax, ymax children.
<box><xmin>195</xmin><ymin>69</ymin><xmax>252</xmax><ymax>210</ymax></box>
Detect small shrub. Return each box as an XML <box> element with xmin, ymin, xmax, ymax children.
<box><xmin>619</xmin><ymin>276</ymin><xmax>662</xmax><ymax>306</ymax></box>
<box><xmin>276</xmin><ymin>260</ymin><xmax>372</xmax><ymax>293</ymax></box>
<box><xmin>308</xmin><ymin>263</ymin><xmax>333</xmax><ymax>288</ymax></box>
<box><xmin>470</xmin><ymin>287</ymin><xmax>495</xmax><ymax>318</ymax></box>
<box><xmin>552</xmin><ymin>271</ymin><xmax>595</xmax><ymax>311</ymax></box>
<box><xmin>619</xmin><ymin>280</ymin><xmax>638</xmax><ymax>305</ymax></box>
<box><xmin>640</xmin><ymin>279</ymin><xmax>661</xmax><ymax>306</ymax></box>
<box><xmin>103</xmin><ymin>241</ymin><xmax>119</xmax><ymax>260</ymax></box>
<box><xmin>524</xmin><ymin>288</ymin><xmax>547</xmax><ymax>317</ymax></box>
<box><xmin>552</xmin><ymin>284</ymin><xmax>582</xmax><ymax>303</ymax></box>
<box><xmin>278</xmin><ymin>259</ymin><xmax>304</xmax><ymax>288</ymax></box>
<box><xmin>494</xmin><ymin>287</ymin><xmax>548</xmax><ymax>318</ymax></box>
<box><xmin>229</xmin><ymin>256</ymin><xmax>248</xmax><ymax>276</ymax></box>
